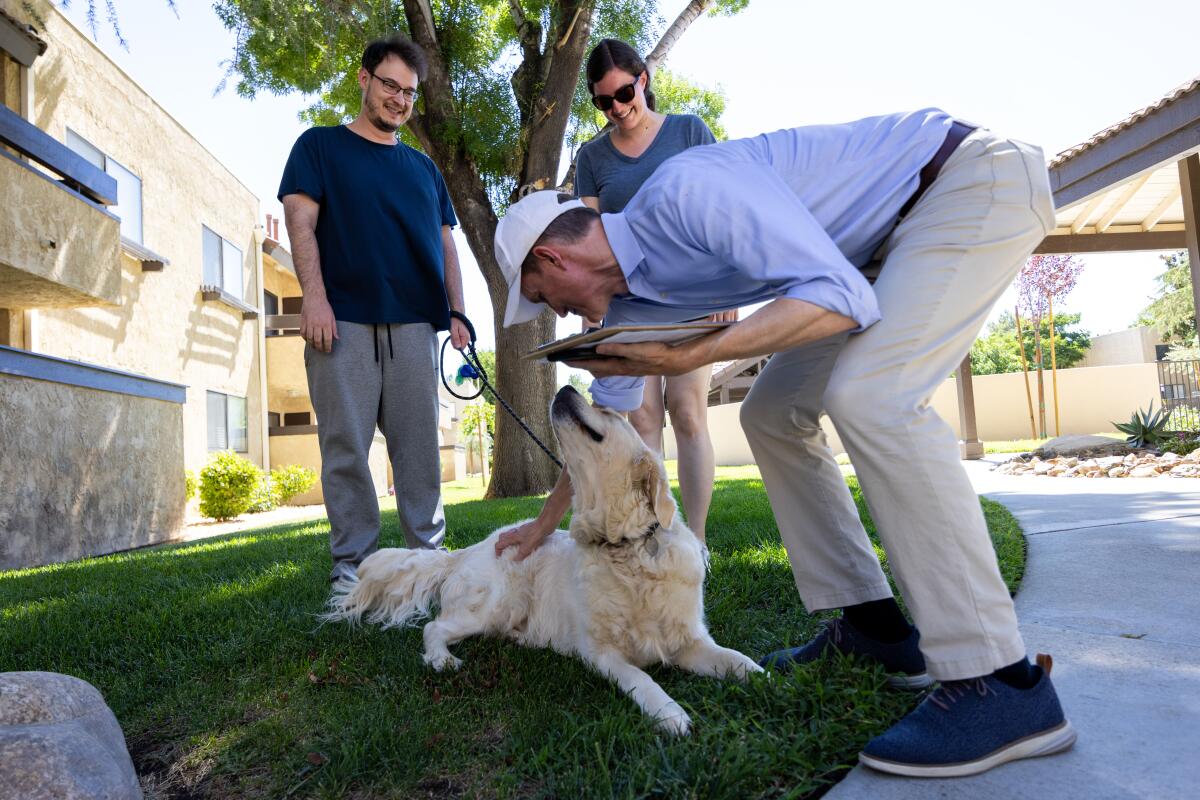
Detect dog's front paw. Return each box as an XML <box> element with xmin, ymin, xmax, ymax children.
<box><xmin>654</xmin><ymin>702</ymin><xmax>691</xmax><ymax>737</ymax></box>
<box><xmin>424</xmin><ymin>652</ymin><xmax>463</xmax><ymax>672</ymax></box>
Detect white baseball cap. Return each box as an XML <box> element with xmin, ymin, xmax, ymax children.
<box><xmin>495</xmin><ymin>190</ymin><xmax>588</xmax><ymax>327</ymax></box>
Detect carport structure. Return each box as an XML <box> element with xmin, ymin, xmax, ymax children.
<box><xmin>955</xmin><ymin>77</ymin><xmax>1200</xmax><ymax>457</ymax></box>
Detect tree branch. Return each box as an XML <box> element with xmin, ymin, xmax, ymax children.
<box><xmin>508</xmin><ymin>0</ymin><xmax>541</xmax><ymax>59</ymax></box>
<box><xmin>408</xmin><ymin>0</ymin><xmax>438</xmax><ymax>47</ymax></box>
<box><xmin>645</xmin><ymin>0</ymin><xmax>713</xmax><ymax>76</ymax></box>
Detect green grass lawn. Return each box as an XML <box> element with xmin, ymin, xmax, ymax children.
<box><xmin>1</xmin><ymin>466</ymin><xmax>1024</xmax><ymax>799</ymax></box>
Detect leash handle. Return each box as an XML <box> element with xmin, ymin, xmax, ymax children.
<box><xmin>449</xmin><ymin>310</ymin><xmax>476</xmax><ymax>347</ymax></box>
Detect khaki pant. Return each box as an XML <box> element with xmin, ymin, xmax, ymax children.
<box><xmin>740</xmin><ymin>129</ymin><xmax>1055</xmax><ymax>680</ymax></box>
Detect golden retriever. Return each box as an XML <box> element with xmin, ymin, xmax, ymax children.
<box><xmin>324</xmin><ymin>385</ymin><xmax>762</xmax><ymax>734</ymax></box>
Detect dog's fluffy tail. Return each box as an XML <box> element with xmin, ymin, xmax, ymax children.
<box><xmin>322</xmin><ymin>548</ymin><xmax>455</xmax><ymax>629</ymax></box>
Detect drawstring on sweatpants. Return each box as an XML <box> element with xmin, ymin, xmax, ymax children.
<box><xmin>371</xmin><ymin>324</ymin><xmax>395</xmax><ymax>364</ymax></box>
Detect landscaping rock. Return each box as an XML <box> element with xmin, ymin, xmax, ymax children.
<box><xmin>0</xmin><ymin>672</ymin><xmax>140</xmax><ymax>800</ymax></box>
<box><xmin>1034</xmin><ymin>434</ymin><xmax>1129</xmax><ymax>458</ymax></box>
<box><xmin>998</xmin><ymin>447</ymin><xmax>1200</xmax><ymax>480</ymax></box>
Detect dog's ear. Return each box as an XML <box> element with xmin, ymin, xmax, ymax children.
<box><xmin>637</xmin><ymin>455</ymin><xmax>676</xmax><ymax>530</ymax></box>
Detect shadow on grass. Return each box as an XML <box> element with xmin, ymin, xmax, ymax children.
<box><xmin>0</xmin><ymin>476</ymin><xmax>1022</xmax><ymax>799</ymax></box>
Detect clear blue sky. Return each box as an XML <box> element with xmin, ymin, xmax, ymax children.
<box><xmin>59</xmin><ymin>0</ymin><xmax>1200</xmax><ymax>353</ymax></box>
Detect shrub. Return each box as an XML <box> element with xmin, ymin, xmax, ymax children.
<box><xmin>184</xmin><ymin>469</ymin><xmax>198</xmax><ymax>502</ymax></box>
<box><xmin>272</xmin><ymin>465</ymin><xmax>317</xmax><ymax>504</ymax></box>
<box><xmin>247</xmin><ymin>476</ymin><xmax>279</xmax><ymax>513</ymax></box>
<box><xmin>1159</xmin><ymin>431</ymin><xmax>1200</xmax><ymax>456</ymax></box>
<box><xmin>247</xmin><ymin>465</ymin><xmax>318</xmax><ymax>513</ymax></box>
<box><xmin>199</xmin><ymin>451</ymin><xmax>262</xmax><ymax>520</ymax></box>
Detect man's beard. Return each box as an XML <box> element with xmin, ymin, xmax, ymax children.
<box><xmin>367</xmin><ymin>96</ymin><xmax>407</xmax><ymax>134</ymax></box>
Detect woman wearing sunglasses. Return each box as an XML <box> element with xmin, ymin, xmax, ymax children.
<box><xmin>577</xmin><ymin>38</ymin><xmax>732</xmax><ymax>547</ymax></box>
<box><xmin>495</xmin><ymin>38</ymin><xmax>730</xmax><ymax>561</ymax></box>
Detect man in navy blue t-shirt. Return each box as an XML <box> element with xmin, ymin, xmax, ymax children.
<box><xmin>279</xmin><ymin>34</ymin><xmax>468</xmax><ymax>583</ymax></box>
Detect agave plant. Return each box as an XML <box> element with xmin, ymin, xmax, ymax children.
<box><xmin>1113</xmin><ymin>402</ymin><xmax>1171</xmax><ymax>449</ymax></box>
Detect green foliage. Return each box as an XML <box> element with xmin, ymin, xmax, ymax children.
<box><xmin>247</xmin><ymin>465</ymin><xmax>318</xmax><ymax>513</ymax></box>
<box><xmin>969</xmin><ymin>311</ymin><xmax>1091</xmax><ymax>376</ymax></box>
<box><xmin>247</xmin><ymin>476</ymin><xmax>279</xmax><ymax>514</ymax></box>
<box><xmin>1113</xmin><ymin>402</ymin><xmax>1170</xmax><ymax>449</ymax></box>
<box><xmin>199</xmin><ymin>451</ymin><xmax>262</xmax><ymax>521</ymax></box>
<box><xmin>1158</xmin><ymin>430</ymin><xmax>1200</xmax><ymax>456</ymax></box>
<box><xmin>460</xmin><ymin>401</ymin><xmax>495</xmax><ymax>463</ymax></box>
<box><xmin>1165</xmin><ymin>341</ymin><xmax>1200</xmax><ymax>362</ymax></box>
<box><xmin>184</xmin><ymin>469</ymin><xmax>198</xmax><ymax>502</ymax></box>
<box><xmin>567</xmin><ymin>373</ymin><xmax>593</xmax><ymax>403</ymax></box>
<box><xmin>272</xmin><ymin>464</ymin><xmax>317</xmax><ymax>503</ymax></box>
<box><xmin>1137</xmin><ymin>252</ymin><xmax>1195</xmax><ymax>343</ymax></box>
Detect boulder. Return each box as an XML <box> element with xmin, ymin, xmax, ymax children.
<box><xmin>1034</xmin><ymin>434</ymin><xmax>1129</xmax><ymax>458</ymax></box>
<box><xmin>1108</xmin><ymin>467</ymin><xmax>1128</xmax><ymax>477</ymax></box>
<box><xmin>1129</xmin><ymin>465</ymin><xmax>1162</xmax><ymax>478</ymax></box>
<box><xmin>0</xmin><ymin>672</ymin><xmax>140</xmax><ymax>800</ymax></box>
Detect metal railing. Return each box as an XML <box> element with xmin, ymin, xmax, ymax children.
<box><xmin>1158</xmin><ymin>359</ymin><xmax>1200</xmax><ymax>431</ymax></box>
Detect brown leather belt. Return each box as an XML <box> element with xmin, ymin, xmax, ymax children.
<box><xmin>897</xmin><ymin>120</ymin><xmax>977</xmax><ymax>218</ymax></box>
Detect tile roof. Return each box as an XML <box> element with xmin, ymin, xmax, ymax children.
<box><xmin>1049</xmin><ymin>76</ymin><xmax>1200</xmax><ymax>168</ymax></box>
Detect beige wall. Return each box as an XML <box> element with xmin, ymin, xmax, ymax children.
<box><xmin>0</xmin><ymin>373</ymin><xmax>185</xmax><ymax>571</ymax></box>
<box><xmin>1077</xmin><ymin>327</ymin><xmax>1163</xmax><ymax>368</ymax></box>
<box><xmin>269</xmin><ymin>432</ymin><xmax>390</xmax><ymax>506</ymax></box>
<box><xmin>2</xmin><ymin>50</ymin><xmax>19</xmax><ymax>112</ymax></box>
<box><xmin>666</xmin><ymin>363</ymin><xmax>1163</xmax><ymax>463</ymax></box>
<box><xmin>264</xmin><ymin>335</ymin><xmax>312</xmax><ymax>419</ymax></box>
<box><xmin>4</xmin><ymin>1</ymin><xmax>266</xmax><ymax>473</ymax></box>
<box><xmin>0</xmin><ymin>153</ymin><xmax>122</xmax><ymax>307</ymax></box>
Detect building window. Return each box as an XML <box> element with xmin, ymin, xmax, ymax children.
<box><xmin>202</xmin><ymin>226</ymin><xmax>245</xmax><ymax>301</ymax></box>
<box><xmin>65</xmin><ymin>129</ymin><xmax>143</xmax><ymax>244</ymax></box>
<box><xmin>207</xmin><ymin>391</ymin><xmax>248</xmax><ymax>453</ymax></box>
<box><xmin>263</xmin><ymin>290</ymin><xmax>279</xmax><ymax>337</ymax></box>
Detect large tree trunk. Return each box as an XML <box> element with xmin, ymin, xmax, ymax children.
<box><xmin>406</xmin><ymin>0</ymin><xmax>594</xmax><ymax>496</ymax></box>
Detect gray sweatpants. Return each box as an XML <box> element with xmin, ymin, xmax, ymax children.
<box><xmin>305</xmin><ymin>321</ymin><xmax>445</xmax><ymax>582</ymax></box>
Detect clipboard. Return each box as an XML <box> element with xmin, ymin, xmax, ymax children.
<box><xmin>524</xmin><ymin>322</ymin><xmax>732</xmax><ymax>363</ymax></box>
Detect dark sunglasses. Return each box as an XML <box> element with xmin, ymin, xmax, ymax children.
<box><xmin>591</xmin><ymin>74</ymin><xmax>641</xmax><ymax>112</ymax></box>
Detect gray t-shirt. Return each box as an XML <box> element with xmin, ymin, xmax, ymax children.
<box><xmin>575</xmin><ymin>114</ymin><xmax>716</xmax><ymax>213</ymax></box>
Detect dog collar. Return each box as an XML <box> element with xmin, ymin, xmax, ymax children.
<box><xmin>598</xmin><ymin>521</ymin><xmax>661</xmax><ymax>555</ymax></box>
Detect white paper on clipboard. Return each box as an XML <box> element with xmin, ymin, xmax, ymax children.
<box><xmin>524</xmin><ymin>322</ymin><xmax>731</xmax><ymax>362</ymax></box>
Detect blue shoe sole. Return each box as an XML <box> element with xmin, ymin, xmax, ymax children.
<box><xmin>858</xmin><ymin>720</ymin><xmax>1077</xmax><ymax>778</ymax></box>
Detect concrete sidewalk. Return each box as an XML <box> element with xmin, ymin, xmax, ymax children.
<box><xmin>827</xmin><ymin>458</ymin><xmax>1200</xmax><ymax>800</ymax></box>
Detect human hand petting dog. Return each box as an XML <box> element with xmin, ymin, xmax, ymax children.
<box><xmin>495</xmin><ymin>519</ymin><xmax>554</xmax><ymax>560</ymax></box>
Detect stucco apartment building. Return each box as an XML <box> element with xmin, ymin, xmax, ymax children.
<box><xmin>0</xmin><ymin>2</ymin><xmax>464</xmax><ymax>570</ymax></box>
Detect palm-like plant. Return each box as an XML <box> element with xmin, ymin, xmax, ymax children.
<box><xmin>1113</xmin><ymin>403</ymin><xmax>1171</xmax><ymax>449</ymax></box>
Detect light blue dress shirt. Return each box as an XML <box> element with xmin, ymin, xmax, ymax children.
<box><xmin>590</xmin><ymin>108</ymin><xmax>954</xmax><ymax>411</ymax></box>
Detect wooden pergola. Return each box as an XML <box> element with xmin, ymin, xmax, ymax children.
<box><xmin>955</xmin><ymin>76</ymin><xmax>1200</xmax><ymax>457</ymax></box>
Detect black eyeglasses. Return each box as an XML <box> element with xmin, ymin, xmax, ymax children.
<box><xmin>591</xmin><ymin>74</ymin><xmax>641</xmax><ymax>112</ymax></box>
<box><xmin>369</xmin><ymin>71</ymin><xmax>419</xmax><ymax>102</ymax></box>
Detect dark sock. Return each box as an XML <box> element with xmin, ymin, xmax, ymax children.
<box><xmin>991</xmin><ymin>657</ymin><xmax>1037</xmax><ymax>689</ymax></box>
<box><xmin>841</xmin><ymin>598</ymin><xmax>912</xmax><ymax>644</ymax></box>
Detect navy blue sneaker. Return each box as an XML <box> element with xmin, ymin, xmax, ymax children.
<box><xmin>758</xmin><ymin>618</ymin><xmax>932</xmax><ymax>689</ymax></box>
<box><xmin>859</xmin><ymin>659</ymin><xmax>1076</xmax><ymax>777</ymax></box>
